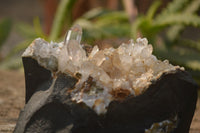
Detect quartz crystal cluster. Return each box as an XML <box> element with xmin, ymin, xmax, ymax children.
<box><xmin>22</xmin><ymin>38</ymin><xmax>63</xmax><ymax>71</ymax></box>
<box><xmin>22</xmin><ymin>25</ymin><xmax>183</xmax><ymax>115</ymax></box>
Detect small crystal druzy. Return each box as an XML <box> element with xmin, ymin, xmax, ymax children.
<box><xmin>22</xmin><ymin>25</ymin><xmax>183</xmax><ymax>115</ymax></box>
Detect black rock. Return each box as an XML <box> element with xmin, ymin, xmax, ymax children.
<box><xmin>14</xmin><ymin>57</ymin><xmax>198</xmax><ymax>133</ymax></box>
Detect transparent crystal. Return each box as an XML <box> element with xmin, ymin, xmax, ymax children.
<box><xmin>89</xmin><ymin>45</ymin><xmax>99</xmax><ymax>59</ymax></box>
<box><xmin>64</xmin><ymin>24</ymin><xmax>82</xmax><ymax>45</ymax></box>
<box><xmin>58</xmin><ymin>24</ymin><xmax>85</xmax><ymax>73</ymax></box>
<box><xmin>67</xmin><ymin>40</ymin><xmax>86</xmax><ymax>66</ymax></box>
<box><xmin>90</xmin><ymin>51</ymin><xmax>106</xmax><ymax>66</ymax></box>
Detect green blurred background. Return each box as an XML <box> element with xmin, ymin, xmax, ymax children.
<box><xmin>0</xmin><ymin>0</ymin><xmax>200</xmax><ymax>85</ymax></box>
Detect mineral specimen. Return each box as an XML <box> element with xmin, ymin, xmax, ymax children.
<box><xmin>15</xmin><ymin>25</ymin><xmax>198</xmax><ymax>133</ymax></box>
<box><xmin>22</xmin><ymin>25</ymin><xmax>183</xmax><ymax>115</ymax></box>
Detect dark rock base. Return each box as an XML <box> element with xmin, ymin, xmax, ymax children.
<box><xmin>14</xmin><ymin>57</ymin><xmax>198</xmax><ymax>133</ymax></box>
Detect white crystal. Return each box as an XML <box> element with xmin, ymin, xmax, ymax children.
<box><xmin>22</xmin><ymin>36</ymin><xmax>183</xmax><ymax>115</ymax></box>
<box><xmin>67</xmin><ymin>40</ymin><xmax>86</xmax><ymax>66</ymax></box>
<box><xmin>22</xmin><ymin>38</ymin><xmax>62</xmax><ymax>71</ymax></box>
<box><xmin>90</xmin><ymin>50</ymin><xmax>106</xmax><ymax>66</ymax></box>
<box><xmin>58</xmin><ymin>43</ymin><xmax>70</xmax><ymax>72</ymax></box>
<box><xmin>89</xmin><ymin>45</ymin><xmax>99</xmax><ymax>59</ymax></box>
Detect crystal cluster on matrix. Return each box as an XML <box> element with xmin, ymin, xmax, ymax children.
<box><xmin>22</xmin><ymin>25</ymin><xmax>183</xmax><ymax>115</ymax></box>
<box><xmin>23</xmin><ymin>38</ymin><xmax>63</xmax><ymax>71</ymax></box>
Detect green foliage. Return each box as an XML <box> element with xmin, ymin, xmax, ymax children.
<box><xmin>33</xmin><ymin>17</ymin><xmax>47</xmax><ymax>39</ymax></box>
<box><xmin>49</xmin><ymin>0</ymin><xmax>77</xmax><ymax>41</ymax></box>
<box><xmin>6</xmin><ymin>39</ymin><xmax>33</xmax><ymax>59</ymax></box>
<box><xmin>0</xmin><ymin>56</ymin><xmax>22</xmax><ymax>70</ymax></box>
<box><xmin>146</xmin><ymin>1</ymin><xmax>161</xmax><ymax>20</ymax></box>
<box><xmin>82</xmin><ymin>7</ymin><xmax>108</xmax><ymax>20</ymax></box>
<box><xmin>16</xmin><ymin>22</ymin><xmax>37</xmax><ymax>39</ymax></box>
<box><xmin>176</xmin><ymin>39</ymin><xmax>200</xmax><ymax>52</ymax></box>
<box><xmin>131</xmin><ymin>0</ymin><xmax>200</xmax><ymax>43</ymax></box>
<box><xmin>0</xmin><ymin>18</ymin><xmax>12</xmax><ymax>48</ymax></box>
<box><xmin>156</xmin><ymin>0</ymin><xmax>190</xmax><ymax>18</ymax></box>
<box><xmin>131</xmin><ymin>0</ymin><xmax>200</xmax><ymax>84</ymax></box>
<box><xmin>75</xmin><ymin>9</ymin><xmax>130</xmax><ymax>43</ymax></box>
<box><xmin>7</xmin><ymin>17</ymin><xmax>46</xmax><ymax>59</ymax></box>
<box><xmin>166</xmin><ymin>0</ymin><xmax>200</xmax><ymax>42</ymax></box>
<box><xmin>155</xmin><ymin>47</ymin><xmax>200</xmax><ymax>71</ymax></box>
<box><xmin>154</xmin><ymin>13</ymin><xmax>200</xmax><ymax>27</ymax></box>
<box><xmin>0</xmin><ymin>0</ymin><xmax>77</xmax><ymax>69</ymax></box>
<box><xmin>155</xmin><ymin>47</ymin><xmax>200</xmax><ymax>84</ymax></box>
<box><xmin>2</xmin><ymin>0</ymin><xmax>200</xmax><ymax>84</ymax></box>
<box><xmin>1</xmin><ymin>17</ymin><xmax>47</xmax><ymax>68</ymax></box>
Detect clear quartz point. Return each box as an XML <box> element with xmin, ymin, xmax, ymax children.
<box><xmin>64</xmin><ymin>24</ymin><xmax>82</xmax><ymax>45</ymax></box>
<box><xmin>59</xmin><ymin>24</ymin><xmax>86</xmax><ymax>71</ymax></box>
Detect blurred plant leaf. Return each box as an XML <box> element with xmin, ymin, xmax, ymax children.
<box><xmin>166</xmin><ymin>0</ymin><xmax>200</xmax><ymax>42</ymax></box>
<box><xmin>154</xmin><ymin>13</ymin><xmax>200</xmax><ymax>27</ymax></box>
<box><xmin>130</xmin><ymin>0</ymin><xmax>200</xmax><ymax>81</ymax></box>
<box><xmin>155</xmin><ymin>47</ymin><xmax>200</xmax><ymax>71</ymax></box>
<box><xmin>95</xmin><ymin>11</ymin><xmax>129</xmax><ymax>25</ymax></box>
<box><xmin>146</xmin><ymin>0</ymin><xmax>161</xmax><ymax>20</ymax></box>
<box><xmin>131</xmin><ymin>17</ymin><xmax>164</xmax><ymax>43</ymax></box>
<box><xmin>101</xmin><ymin>23</ymin><xmax>130</xmax><ymax>37</ymax></box>
<box><xmin>184</xmin><ymin>0</ymin><xmax>200</xmax><ymax>13</ymax></box>
<box><xmin>74</xmin><ymin>18</ymin><xmax>103</xmax><ymax>42</ymax></box>
<box><xmin>75</xmin><ymin>10</ymin><xmax>130</xmax><ymax>43</ymax></box>
<box><xmin>6</xmin><ymin>39</ymin><xmax>33</xmax><ymax>59</ymax></box>
<box><xmin>157</xmin><ymin>0</ymin><xmax>190</xmax><ymax>19</ymax></box>
<box><xmin>131</xmin><ymin>17</ymin><xmax>144</xmax><ymax>39</ymax></box>
<box><xmin>0</xmin><ymin>18</ymin><xmax>12</xmax><ymax>48</ymax></box>
<box><xmin>15</xmin><ymin>22</ymin><xmax>37</xmax><ymax>38</ymax></box>
<box><xmin>33</xmin><ymin>17</ymin><xmax>47</xmax><ymax>39</ymax></box>
<box><xmin>176</xmin><ymin>39</ymin><xmax>200</xmax><ymax>52</ymax></box>
<box><xmin>131</xmin><ymin>1</ymin><xmax>163</xmax><ymax>42</ymax></box>
<box><xmin>82</xmin><ymin>8</ymin><xmax>108</xmax><ymax>20</ymax></box>
<box><xmin>49</xmin><ymin>0</ymin><xmax>77</xmax><ymax>41</ymax></box>
<box><xmin>131</xmin><ymin>0</ymin><xmax>200</xmax><ymax>44</ymax></box>
<box><xmin>155</xmin><ymin>47</ymin><xmax>200</xmax><ymax>83</ymax></box>
<box><xmin>0</xmin><ymin>56</ymin><xmax>22</xmax><ymax>70</ymax></box>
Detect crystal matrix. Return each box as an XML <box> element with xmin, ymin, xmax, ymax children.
<box><xmin>22</xmin><ymin>31</ymin><xmax>183</xmax><ymax>115</ymax></box>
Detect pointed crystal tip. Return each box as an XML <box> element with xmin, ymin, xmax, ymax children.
<box><xmin>64</xmin><ymin>24</ymin><xmax>82</xmax><ymax>45</ymax></box>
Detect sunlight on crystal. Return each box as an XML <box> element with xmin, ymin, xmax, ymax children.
<box><xmin>65</xmin><ymin>24</ymin><xmax>82</xmax><ymax>45</ymax></box>
<box><xmin>22</xmin><ymin>25</ymin><xmax>184</xmax><ymax>115</ymax></box>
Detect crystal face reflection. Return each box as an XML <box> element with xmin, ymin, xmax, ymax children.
<box><xmin>64</xmin><ymin>24</ymin><xmax>82</xmax><ymax>45</ymax></box>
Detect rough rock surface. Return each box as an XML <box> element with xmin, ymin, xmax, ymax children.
<box><xmin>14</xmin><ymin>57</ymin><xmax>198</xmax><ymax>133</ymax></box>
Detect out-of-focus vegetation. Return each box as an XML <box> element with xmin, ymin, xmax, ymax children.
<box><xmin>0</xmin><ymin>18</ymin><xmax>12</xmax><ymax>50</ymax></box>
<box><xmin>0</xmin><ymin>0</ymin><xmax>200</xmax><ymax>83</ymax></box>
<box><xmin>131</xmin><ymin>0</ymin><xmax>200</xmax><ymax>83</ymax></box>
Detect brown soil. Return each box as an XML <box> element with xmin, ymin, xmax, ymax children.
<box><xmin>0</xmin><ymin>70</ymin><xmax>25</xmax><ymax>133</ymax></box>
<box><xmin>0</xmin><ymin>70</ymin><xmax>199</xmax><ymax>133</ymax></box>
